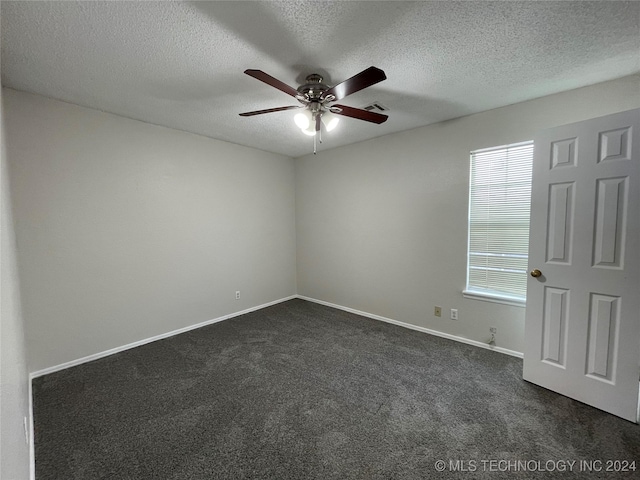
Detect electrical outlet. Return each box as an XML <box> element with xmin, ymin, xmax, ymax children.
<box><xmin>434</xmin><ymin>306</ymin><xmax>442</xmax><ymax>317</ymax></box>
<box><xmin>450</xmin><ymin>308</ymin><xmax>458</xmax><ymax>320</ymax></box>
<box><xmin>235</xmin><ymin>291</ymin><xmax>240</xmax><ymax>300</ymax></box>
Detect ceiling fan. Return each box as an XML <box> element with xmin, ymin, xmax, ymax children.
<box><xmin>239</xmin><ymin>66</ymin><xmax>388</xmax><ymax>153</ymax></box>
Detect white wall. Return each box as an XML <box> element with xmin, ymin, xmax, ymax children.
<box><xmin>296</xmin><ymin>74</ymin><xmax>640</xmax><ymax>354</ymax></box>
<box><xmin>5</xmin><ymin>89</ymin><xmax>296</xmax><ymax>373</ymax></box>
<box><xmin>1</xmin><ymin>84</ymin><xmax>31</xmax><ymax>478</ymax></box>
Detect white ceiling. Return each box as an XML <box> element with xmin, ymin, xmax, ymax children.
<box><xmin>2</xmin><ymin>1</ymin><xmax>639</xmax><ymax>158</ymax></box>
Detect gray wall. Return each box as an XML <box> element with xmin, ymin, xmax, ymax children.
<box><xmin>5</xmin><ymin>89</ymin><xmax>297</xmax><ymax>373</ymax></box>
<box><xmin>6</xmin><ymin>75</ymin><xmax>639</xmax><ymax>373</ymax></box>
<box><xmin>1</xmin><ymin>82</ymin><xmax>31</xmax><ymax>479</ymax></box>
<box><xmin>296</xmin><ymin>75</ymin><xmax>640</xmax><ymax>354</ymax></box>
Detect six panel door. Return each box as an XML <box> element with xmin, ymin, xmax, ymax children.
<box><xmin>523</xmin><ymin>109</ymin><xmax>640</xmax><ymax>423</ymax></box>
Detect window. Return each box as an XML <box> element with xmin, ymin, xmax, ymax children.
<box><xmin>464</xmin><ymin>141</ymin><xmax>534</xmax><ymax>306</ymax></box>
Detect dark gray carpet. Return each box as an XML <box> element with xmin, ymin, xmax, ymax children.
<box><xmin>33</xmin><ymin>299</ymin><xmax>639</xmax><ymax>479</ymax></box>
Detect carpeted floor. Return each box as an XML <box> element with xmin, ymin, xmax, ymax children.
<box><xmin>33</xmin><ymin>299</ymin><xmax>639</xmax><ymax>479</ymax></box>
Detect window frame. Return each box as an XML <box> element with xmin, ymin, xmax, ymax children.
<box><xmin>463</xmin><ymin>140</ymin><xmax>534</xmax><ymax>308</ymax></box>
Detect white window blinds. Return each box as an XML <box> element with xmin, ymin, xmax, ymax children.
<box><xmin>466</xmin><ymin>141</ymin><xmax>534</xmax><ymax>301</ymax></box>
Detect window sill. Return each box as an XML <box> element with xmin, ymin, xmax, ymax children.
<box><xmin>462</xmin><ymin>290</ymin><xmax>526</xmax><ymax>308</ymax></box>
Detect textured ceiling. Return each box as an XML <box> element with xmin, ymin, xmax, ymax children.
<box><xmin>2</xmin><ymin>1</ymin><xmax>639</xmax><ymax>158</ymax></box>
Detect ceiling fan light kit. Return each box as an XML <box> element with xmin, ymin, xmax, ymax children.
<box><xmin>240</xmin><ymin>66</ymin><xmax>388</xmax><ymax>154</ymax></box>
<box><xmin>294</xmin><ymin>110</ymin><xmax>339</xmax><ymax>134</ymax></box>
<box><xmin>322</xmin><ymin>112</ymin><xmax>340</xmax><ymax>132</ymax></box>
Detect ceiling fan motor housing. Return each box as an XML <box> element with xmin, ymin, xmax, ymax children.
<box><xmin>297</xmin><ymin>74</ymin><xmax>329</xmax><ymax>102</ymax></box>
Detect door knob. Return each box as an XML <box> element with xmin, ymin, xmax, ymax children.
<box><xmin>530</xmin><ymin>269</ymin><xmax>542</xmax><ymax>278</ymax></box>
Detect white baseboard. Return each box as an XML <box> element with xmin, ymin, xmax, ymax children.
<box><xmin>29</xmin><ymin>295</ymin><xmax>297</xmax><ymax>379</ymax></box>
<box><xmin>296</xmin><ymin>295</ymin><xmax>523</xmax><ymax>358</ymax></box>
<box><xmin>30</xmin><ymin>294</ymin><xmax>522</xmax><ymax>379</ymax></box>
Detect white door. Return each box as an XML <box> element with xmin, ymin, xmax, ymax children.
<box><xmin>523</xmin><ymin>109</ymin><xmax>640</xmax><ymax>423</ymax></box>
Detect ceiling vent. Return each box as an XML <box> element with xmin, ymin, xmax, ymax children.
<box><xmin>363</xmin><ymin>101</ymin><xmax>389</xmax><ymax>112</ymax></box>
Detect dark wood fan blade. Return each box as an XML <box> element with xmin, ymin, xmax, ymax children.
<box><xmin>323</xmin><ymin>66</ymin><xmax>386</xmax><ymax>101</ymax></box>
<box><xmin>244</xmin><ymin>69</ymin><xmax>299</xmax><ymax>97</ymax></box>
<box><xmin>332</xmin><ymin>104</ymin><xmax>388</xmax><ymax>124</ymax></box>
<box><xmin>239</xmin><ymin>105</ymin><xmax>301</xmax><ymax>116</ymax></box>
